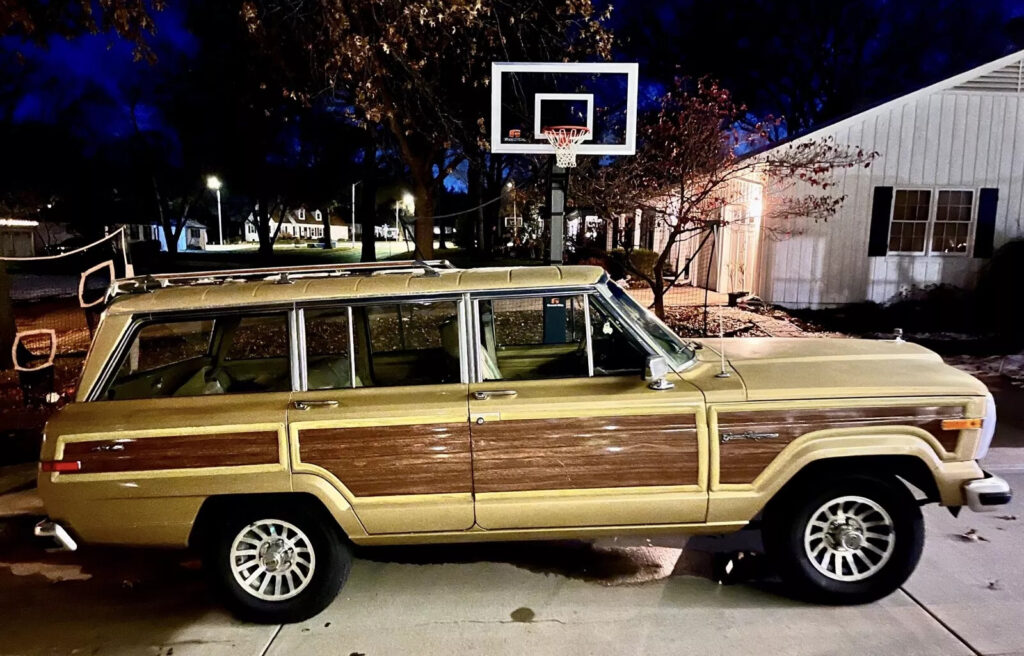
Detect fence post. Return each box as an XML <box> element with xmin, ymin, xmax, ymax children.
<box><xmin>0</xmin><ymin>261</ymin><xmax>15</xmax><ymax>369</ymax></box>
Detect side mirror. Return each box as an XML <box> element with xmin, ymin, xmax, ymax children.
<box><xmin>644</xmin><ymin>355</ymin><xmax>674</xmax><ymax>391</ymax></box>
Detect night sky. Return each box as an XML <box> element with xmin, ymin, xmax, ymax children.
<box><xmin>4</xmin><ymin>1</ymin><xmax>1024</xmax><ymax>188</ymax></box>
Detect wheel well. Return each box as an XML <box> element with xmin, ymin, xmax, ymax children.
<box><xmin>187</xmin><ymin>492</ymin><xmax>341</xmax><ymax>551</ymax></box>
<box><xmin>771</xmin><ymin>455</ymin><xmax>941</xmax><ymax>506</ymax></box>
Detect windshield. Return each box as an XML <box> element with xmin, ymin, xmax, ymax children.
<box><xmin>603</xmin><ymin>281</ymin><xmax>695</xmax><ymax>367</ymax></box>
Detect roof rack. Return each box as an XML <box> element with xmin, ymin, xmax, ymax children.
<box><xmin>109</xmin><ymin>259</ymin><xmax>456</xmax><ymax>298</ymax></box>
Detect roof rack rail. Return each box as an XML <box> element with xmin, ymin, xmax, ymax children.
<box><xmin>109</xmin><ymin>259</ymin><xmax>456</xmax><ymax>298</ymax></box>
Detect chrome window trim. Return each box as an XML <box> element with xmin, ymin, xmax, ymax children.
<box><xmin>347</xmin><ymin>305</ymin><xmax>357</xmax><ymax>389</ymax></box>
<box><xmin>458</xmin><ymin>293</ymin><xmax>472</xmax><ymax>385</ymax></box>
<box><xmin>583</xmin><ymin>295</ymin><xmax>595</xmax><ymax>377</ymax></box>
<box><xmin>291</xmin><ymin>307</ymin><xmax>307</xmax><ymax>392</ymax></box>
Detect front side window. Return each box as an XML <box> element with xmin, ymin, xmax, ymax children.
<box><xmin>888</xmin><ymin>189</ymin><xmax>931</xmax><ymax>254</ymax></box>
<box><xmin>589</xmin><ymin>296</ymin><xmax>647</xmax><ymax>376</ymax></box>
<box><xmin>477</xmin><ymin>295</ymin><xmax>588</xmax><ymax>381</ymax></box>
<box><xmin>604</xmin><ymin>281</ymin><xmax>694</xmax><ymax>368</ymax></box>
<box><xmin>104</xmin><ymin>311</ymin><xmax>291</xmax><ymax>400</ymax></box>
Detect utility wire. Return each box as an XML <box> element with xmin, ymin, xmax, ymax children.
<box><xmin>407</xmin><ymin>194</ymin><xmax>504</xmax><ymax>221</ymax></box>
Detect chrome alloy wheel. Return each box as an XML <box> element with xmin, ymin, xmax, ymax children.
<box><xmin>803</xmin><ymin>495</ymin><xmax>896</xmax><ymax>582</ymax></box>
<box><xmin>230</xmin><ymin>519</ymin><xmax>316</xmax><ymax>601</ymax></box>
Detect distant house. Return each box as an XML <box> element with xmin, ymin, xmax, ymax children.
<box><xmin>243</xmin><ymin>208</ymin><xmax>350</xmax><ymax>244</ymax></box>
<box><xmin>0</xmin><ymin>218</ymin><xmax>79</xmax><ymax>257</ymax></box>
<box><xmin>623</xmin><ymin>49</ymin><xmax>1024</xmax><ymax>308</ymax></box>
<box><xmin>119</xmin><ymin>221</ymin><xmax>207</xmax><ymax>252</ymax></box>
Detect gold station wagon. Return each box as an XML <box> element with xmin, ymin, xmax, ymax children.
<box><xmin>35</xmin><ymin>260</ymin><xmax>1011</xmax><ymax>622</ymax></box>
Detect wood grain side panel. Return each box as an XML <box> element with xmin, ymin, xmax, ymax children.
<box><xmin>717</xmin><ymin>406</ymin><xmax>965</xmax><ymax>484</ymax></box>
<box><xmin>62</xmin><ymin>431</ymin><xmax>281</xmax><ymax>474</ymax></box>
<box><xmin>299</xmin><ymin>423</ymin><xmax>472</xmax><ymax>496</ymax></box>
<box><xmin>472</xmin><ymin>414</ymin><xmax>699</xmax><ymax>493</ymax></box>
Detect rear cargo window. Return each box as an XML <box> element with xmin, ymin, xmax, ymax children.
<box><xmin>102</xmin><ymin>312</ymin><xmax>292</xmax><ymax>400</ymax></box>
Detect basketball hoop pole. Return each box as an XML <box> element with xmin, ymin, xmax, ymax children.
<box><xmin>540</xmin><ymin>126</ymin><xmax>587</xmax><ymax>265</ymax></box>
<box><xmin>546</xmin><ymin>162</ymin><xmax>569</xmax><ymax>265</ymax></box>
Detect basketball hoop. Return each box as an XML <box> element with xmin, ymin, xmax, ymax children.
<box><xmin>542</xmin><ymin>125</ymin><xmax>591</xmax><ymax>168</ymax></box>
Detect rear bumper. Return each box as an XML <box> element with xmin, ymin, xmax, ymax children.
<box><xmin>963</xmin><ymin>472</ymin><xmax>1013</xmax><ymax>513</ymax></box>
<box><xmin>34</xmin><ymin>519</ymin><xmax>78</xmax><ymax>551</ymax></box>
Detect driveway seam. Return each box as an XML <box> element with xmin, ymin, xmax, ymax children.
<box><xmin>259</xmin><ymin>624</ymin><xmax>284</xmax><ymax>656</ymax></box>
<box><xmin>900</xmin><ymin>586</ymin><xmax>982</xmax><ymax>656</ymax></box>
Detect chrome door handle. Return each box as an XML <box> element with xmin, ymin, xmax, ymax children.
<box><xmin>472</xmin><ymin>390</ymin><xmax>517</xmax><ymax>401</ymax></box>
<box><xmin>293</xmin><ymin>400</ymin><xmax>340</xmax><ymax>410</ymax></box>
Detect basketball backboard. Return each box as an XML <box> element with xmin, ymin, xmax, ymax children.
<box><xmin>490</xmin><ymin>62</ymin><xmax>639</xmax><ymax>156</ymax></box>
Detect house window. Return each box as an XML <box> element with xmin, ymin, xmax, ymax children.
<box><xmin>932</xmin><ymin>190</ymin><xmax>973</xmax><ymax>254</ymax></box>
<box><xmin>887</xmin><ymin>188</ymin><xmax>975</xmax><ymax>256</ymax></box>
<box><xmin>888</xmin><ymin>190</ymin><xmax>931</xmax><ymax>253</ymax></box>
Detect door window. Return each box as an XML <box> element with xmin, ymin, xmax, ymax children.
<box><xmin>304</xmin><ymin>308</ymin><xmax>355</xmax><ymax>389</ymax></box>
<box><xmin>477</xmin><ymin>295</ymin><xmax>589</xmax><ymax>381</ymax></box>
<box><xmin>353</xmin><ymin>300</ymin><xmax>462</xmax><ymax>387</ymax></box>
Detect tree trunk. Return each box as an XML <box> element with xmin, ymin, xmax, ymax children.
<box><xmin>652</xmin><ymin>266</ymin><xmax>667</xmax><ymax>319</ymax></box>
<box><xmin>0</xmin><ymin>262</ymin><xmax>15</xmax><ymax>370</ymax></box>
<box><xmin>413</xmin><ymin>183</ymin><xmax>435</xmax><ymax>260</ymax></box>
<box><xmin>360</xmin><ymin>173</ymin><xmax>377</xmax><ymax>262</ymax></box>
<box><xmin>256</xmin><ymin>200</ymin><xmax>274</xmax><ymax>259</ymax></box>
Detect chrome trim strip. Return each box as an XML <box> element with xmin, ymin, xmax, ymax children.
<box><xmin>458</xmin><ymin>293</ymin><xmax>472</xmax><ymax>385</ymax></box>
<box><xmin>583</xmin><ymin>295</ymin><xmax>594</xmax><ymax>377</ymax></box>
<box><xmin>292</xmin><ymin>307</ymin><xmax>307</xmax><ymax>392</ymax></box>
<box><xmin>347</xmin><ymin>305</ymin><xmax>357</xmax><ymax>389</ymax></box>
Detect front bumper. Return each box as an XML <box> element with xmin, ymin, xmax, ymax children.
<box><xmin>963</xmin><ymin>472</ymin><xmax>1013</xmax><ymax>513</ymax></box>
<box><xmin>34</xmin><ymin>519</ymin><xmax>78</xmax><ymax>551</ymax></box>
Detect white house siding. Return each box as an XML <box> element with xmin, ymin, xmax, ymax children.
<box><xmin>759</xmin><ymin>62</ymin><xmax>1024</xmax><ymax>308</ymax></box>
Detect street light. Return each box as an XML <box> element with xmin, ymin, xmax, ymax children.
<box><xmin>206</xmin><ymin>175</ymin><xmax>223</xmax><ymax>245</ymax></box>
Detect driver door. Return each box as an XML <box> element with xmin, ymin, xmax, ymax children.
<box><xmin>468</xmin><ymin>292</ymin><xmax>708</xmax><ymax>530</ymax></box>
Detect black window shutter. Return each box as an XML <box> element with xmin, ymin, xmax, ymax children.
<box><xmin>974</xmin><ymin>188</ymin><xmax>998</xmax><ymax>258</ymax></box>
<box><xmin>868</xmin><ymin>186</ymin><xmax>894</xmax><ymax>256</ymax></box>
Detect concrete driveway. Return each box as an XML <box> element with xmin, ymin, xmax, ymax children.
<box><xmin>1</xmin><ymin>469</ymin><xmax>1021</xmax><ymax>656</ymax></box>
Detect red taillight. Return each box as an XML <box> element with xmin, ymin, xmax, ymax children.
<box><xmin>40</xmin><ymin>461</ymin><xmax>82</xmax><ymax>473</ymax></box>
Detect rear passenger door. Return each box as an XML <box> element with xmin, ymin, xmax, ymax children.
<box><xmin>468</xmin><ymin>292</ymin><xmax>708</xmax><ymax>530</ymax></box>
<box><xmin>288</xmin><ymin>297</ymin><xmax>474</xmax><ymax>534</ymax></box>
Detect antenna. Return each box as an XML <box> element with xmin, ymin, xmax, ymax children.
<box><xmin>715</xmin><ymin>306</ymin><xmax>731</xmax><ymax>378</ymax></box>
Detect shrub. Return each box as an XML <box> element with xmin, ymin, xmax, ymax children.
<box><xmin>976</xmin><ymin>239</ymin><xmax>1024</xmax><ymax>349</ymax></box>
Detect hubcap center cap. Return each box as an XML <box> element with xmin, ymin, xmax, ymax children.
<box><xmin>259</xmin><ymin>539</ymin><xmax>292</xmax><ymax>572</ymax></box>
<box><xmin>827</xmin><ymin>522</ymin><xmax>864</xmax><ymax>551</ymax></box>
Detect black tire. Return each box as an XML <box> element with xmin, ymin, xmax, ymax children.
<box><xmin>205</xmin><ymin>500</ymin><xmax>351</xmax><ymax>624</ymax></box>
<box><xmin>763</xmin><ymin>473</ymin><xmax>924</xmax><ymax>604</ymax></box>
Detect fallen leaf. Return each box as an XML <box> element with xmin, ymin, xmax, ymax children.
<box><xmin>957</xmin><ymin>529</ymin><xmax>990</xmax><ymax>543</ymax></box>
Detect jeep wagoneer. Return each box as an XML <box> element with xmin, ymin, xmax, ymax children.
<box><xmin>35</xmin><ymin>261</ymin><xmax>1011</xmax><ymax>622</ymax></box>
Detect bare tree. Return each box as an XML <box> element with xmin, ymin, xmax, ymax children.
<box><xmin>240</xmin><ymin>0</ymin><xmax>612</xmax><ymax>259</ymax></box>
<box><xmin>573</xmin><ymin>79</ymin><xmax>877</xmax><ymax>318</ymax></box>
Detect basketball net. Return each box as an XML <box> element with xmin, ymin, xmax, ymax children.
<box><xmin>541</xmin><ymin>126</ymin><xmax>591</xmax><ymax>168</ymax></box>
